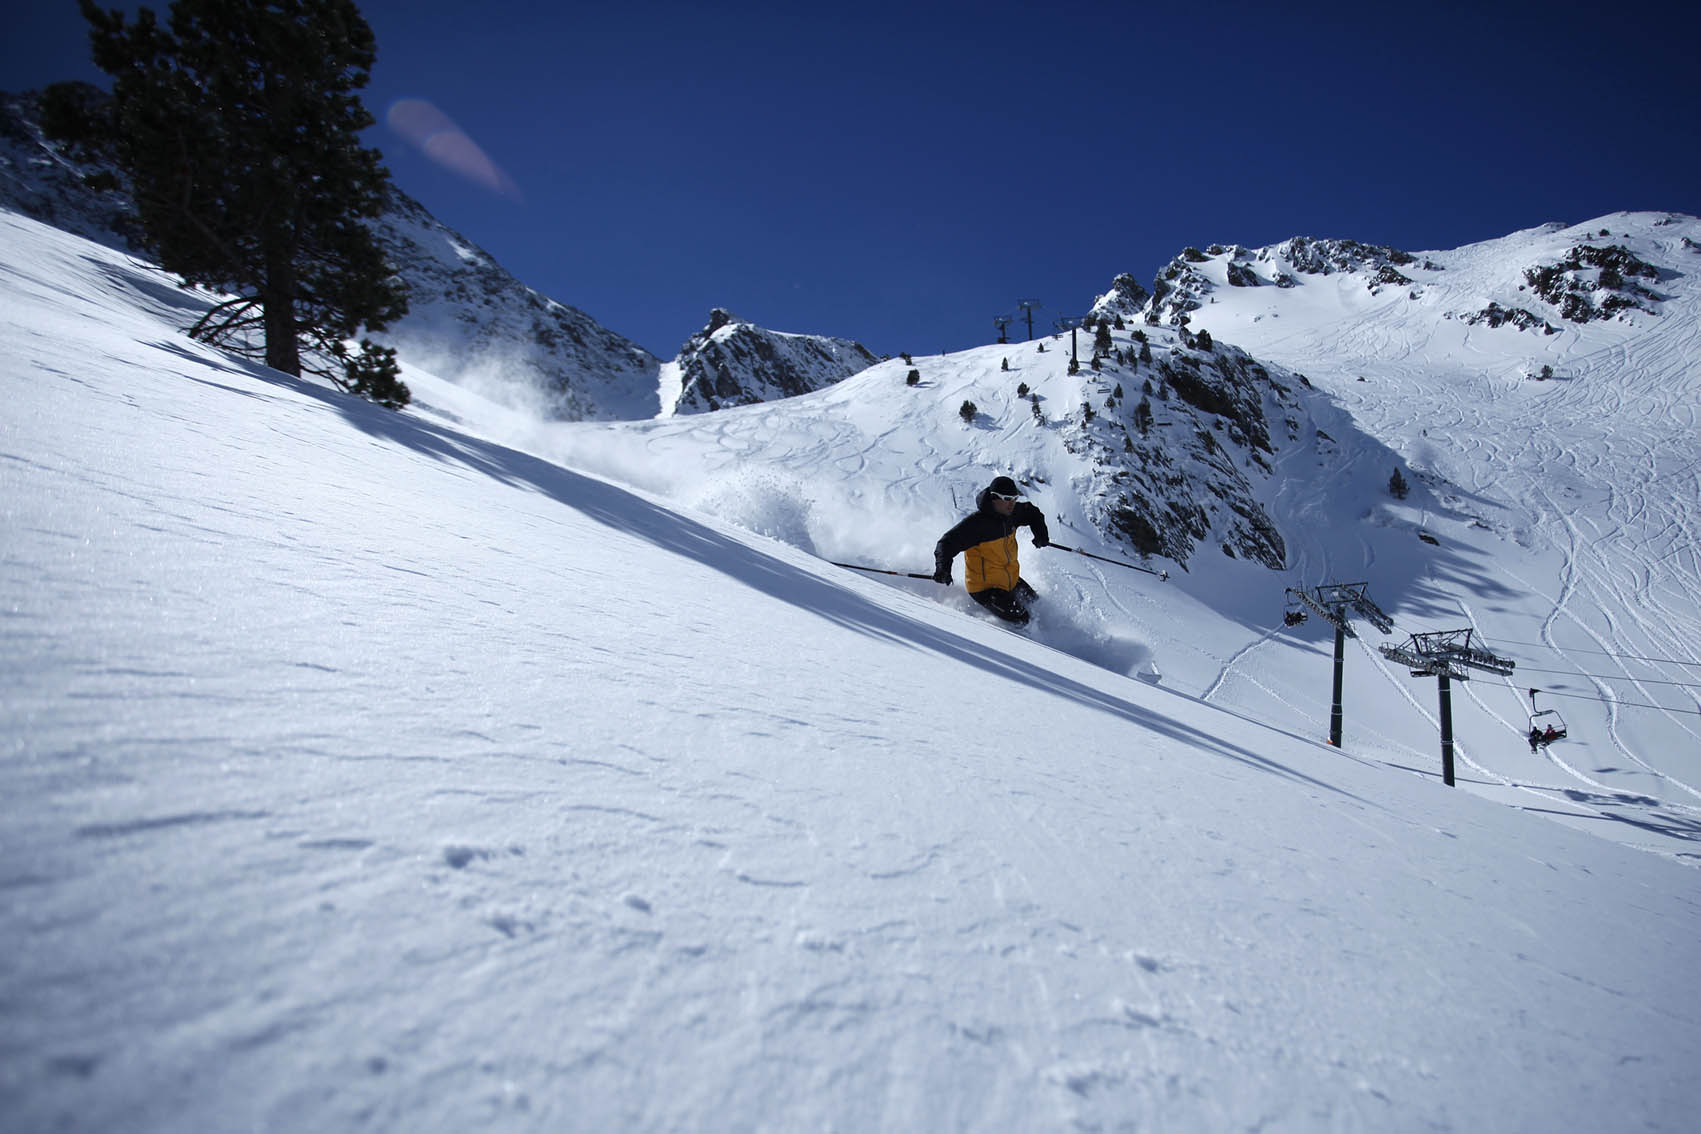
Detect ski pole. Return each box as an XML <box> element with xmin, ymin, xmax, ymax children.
<box><xmin>830</xmin><ymin>560</ymin><xmax>938</xmax><ymax>581</ymax></box>
<box><xmin>1045</xmin><ymin>542</ymin><xmax>1168</xmax><ymax>580</ymax></box>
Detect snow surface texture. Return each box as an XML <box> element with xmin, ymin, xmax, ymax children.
<box><xmin>3</xmin><ymin>208</ymin><xmax>1700</xmax><ymax>1132</ymax></box>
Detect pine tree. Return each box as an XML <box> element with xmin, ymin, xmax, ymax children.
<box><xmin>1389</xmin><ymin>467</ymin><xmax>1410</xmax><ymax>499</ymax></box>
<box><xmin>70</xmin><ymin>0</ymin><xmax>409</xmax><ymax>407</ymax></box>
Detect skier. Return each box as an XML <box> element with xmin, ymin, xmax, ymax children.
<box><xmin>933</xmin><ymin>476</ymin><xmax>1050</xmax><ymax>625</ymax></box>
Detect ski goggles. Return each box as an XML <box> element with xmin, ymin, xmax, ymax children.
<box><xmin>988</xmin><ymin>490</ymin><xmax>1022</xmax><ymax>502</ymax></box>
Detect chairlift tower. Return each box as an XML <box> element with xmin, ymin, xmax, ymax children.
<box><xmin>1053</xmin><ymin>316</ymin><xmax>1082</xmax><ymax>372</ymax></box>
<box><xmin>1283</xmin><ymin>582</ymin><xmax>1393</xmax><ymax>749</ymax></box>
<box><xmin>1380</xmin><ymin>630</ymin><xmax>1515</xmax><ymax>786</ymax></box>
<box><xmin>993</xmin><ymin>315</ymin><xmax>1013</xmax><ymax>344</ymax></box>
<box><xmin>1016</xmin><ymin>299</ymin><xmax>1042</xmax><ymax>341</ymax></box>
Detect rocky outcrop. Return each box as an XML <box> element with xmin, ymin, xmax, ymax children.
<box><xmin>664</xmin><ymin>309</ymin><xmax>877</xmax><ymax>415</ymax></box>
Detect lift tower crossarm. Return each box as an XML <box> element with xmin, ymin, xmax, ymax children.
<box><xmin>1016</xmin><ymin>299</ymin><xmax>1043</xmax><ymax>341</ymax></box>
<box><xmin>1380</xmin><ymin>629</ymin><xmax>1515</xmax><ymax>679</ymax></box>
<box><xmin>1284</xmin><ymin>581</ymin><xmax>1391</xmax><ymax>748</ymax></box>
<box><xmin>1378</xmin><ymin>629</ymin><xmax>1515</xmax><ymax>786</ymax></box>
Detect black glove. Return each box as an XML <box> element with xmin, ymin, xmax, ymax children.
<box><xmin>1032</xmin><ymin>533</ymin><xmax>1049</xmax><ymax>549</ymax></box>
<box><xmin>933</xmin><ymin>565</ymin><xmax>952</xmax><ymax>584</ymax></box>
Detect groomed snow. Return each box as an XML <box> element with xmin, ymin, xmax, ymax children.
<box><xmin>3</xmin><ymin>208</ymin><xmax>1698</xmax><ymax>1132</ymax></box>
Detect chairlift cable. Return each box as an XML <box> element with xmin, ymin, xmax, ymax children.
<box><xmin>1520</xmin><ymin>688</ymin><xmax>1701</xmax><ymax>717</ymax></box>
<box><xmin>1512</xmin><ymin>666</ymin><xmax>1701</xmax><ymax>690</ymax></box>
<box><xmin>1489</xmin><ymin>641</ymin><xmax>1701</xmax><ymax>669</ymax></box>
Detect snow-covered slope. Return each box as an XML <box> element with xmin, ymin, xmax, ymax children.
<box><xmin>487</xmin><ymin>213</ymin><xmax>1701</xmax><ymax>873</ymax></box>
<box><xmin>547</xmin><ymin>322</ymin><xmax>1344</xmax><ymax>575</ymax></box>
<box><xmin>1113</xmin><ymin>211</ymin><xmax>1701</xmax><ymax>849</ymax></box>
<box><xmin>5</xmin><ymin>204</ymin><xmax>1699</xmax><ymax>1134</ymax></box>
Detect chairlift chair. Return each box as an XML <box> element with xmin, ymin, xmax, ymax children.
<box><xmin>1528</xmin><ymin>708</ymin><xmax>1567</xmax><ymax>743</ymax></box>
<box><xmin>1526</xmin><ymin>688</ymin><xmax>1568</xmax><ymax>746</ymax></box>
<box><xmin>1282</xmin><ymin>591</ymin><xmax>1308</xmax><ymax>628</ymax></box>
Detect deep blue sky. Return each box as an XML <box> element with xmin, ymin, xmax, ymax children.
<box><xmin>8</xmin><ymin>1</ymin><xmax>1698</xmax><ymax>359</ymax></box>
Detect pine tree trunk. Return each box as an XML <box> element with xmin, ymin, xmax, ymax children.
<box><xmin>262</xmin><ymin>236</ymin><xmax>300</xmax><ymax>376</ymax></box>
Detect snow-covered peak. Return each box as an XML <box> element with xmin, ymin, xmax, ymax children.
<box><xmin>1134</xmin><ymin>212</ymin><xmax>1695</xmax><ymax>339</ymax></box>
<box><xmin>1138</xmin><ymin>236</ymin><xmax>1432</xmax><ymax>328</ymax></box>
<box><xmin>1087</xmin><ymin>271</ymin><xmax>1150</xmax><ymax>324</ymax></box>
<box><xmin>661</xmin><ymin>307</ymin><xmax>879</xmax><ymax>416</ymax></box>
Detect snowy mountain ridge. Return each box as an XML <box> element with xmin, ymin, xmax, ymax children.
<box><xmin>1136</xmin><ymin>212</ymin><xmax>1688</xmax><ymax>339</ymax></box>
<box><xmin>662</xmin><ymin>307</ymin><xmax>879</xmax><ymax>416</ymax></box>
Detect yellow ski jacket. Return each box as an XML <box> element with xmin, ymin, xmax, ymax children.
<box><xmin>934</xmin><ymin>489</ymin><xmax>1050</xmax><ymax>593</ymax></box>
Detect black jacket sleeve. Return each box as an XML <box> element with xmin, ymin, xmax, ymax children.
<box><xmin>1017</xmin><ymin>503</ymin><xmax>1050</xmax><ymax>546</ymax></box>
